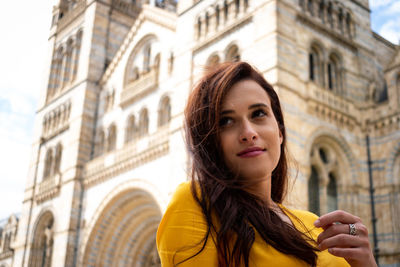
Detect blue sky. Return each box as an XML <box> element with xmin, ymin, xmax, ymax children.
<box><xmin>0</xmin><ymin>0</ymin><xmax>399</xmax><ymax>219</ymax></box>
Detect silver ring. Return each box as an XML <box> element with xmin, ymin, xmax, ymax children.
<box><xmin>349</xmin><ymin>223</ymin><xmax>357</xmax><ymax>236</ymax></box>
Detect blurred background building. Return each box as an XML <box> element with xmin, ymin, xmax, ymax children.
<box><xmin>0</xmin><ymin>0</ymin><xmax>399</xmax><ymax>266</ymax></box>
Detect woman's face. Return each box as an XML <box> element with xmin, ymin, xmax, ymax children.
<box><xmin>219</xmin><ymin>79</ymin><xmax>283</xmax><ymax>182</ymax></box>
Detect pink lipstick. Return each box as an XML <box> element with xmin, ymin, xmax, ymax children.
<box><xmin>237</xmin><ymin>147</ymin><xmax>266</xmax><ymax>158</ymax></box>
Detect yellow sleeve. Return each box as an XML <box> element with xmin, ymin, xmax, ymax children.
<box><xmin>156</xmin><ymin>182</ymin><xmax>218</xmax><ymax>267</ymax></box>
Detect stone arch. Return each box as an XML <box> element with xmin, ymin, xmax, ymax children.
<box><xmin>81</xmin><ymin>183</ymin><xmax>163</xmax><ymax>267</ymax></box>
<box><xmin>305</xmin><ymin>128</ymin><xmax>356</xmax><ymax>215</ymax></box>
<box><xmin>28</xmin><ymin>210</ymin><xmax>55</xmax><ymax>267</ymax></box>
<box><xmin>124</xmin><ymin>34</ymin><xmax>158</xmax><ymax>86</ymax></box>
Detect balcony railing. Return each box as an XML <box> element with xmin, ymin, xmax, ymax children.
<box><xmin>84</xmin><ymin>126</ymin><xmax>170</xmax><ymax>187</ymax></box>
<box><xmin>306</xmin><ymin>82</ymin><xmax>357</xmax><ymax>114</ymax></box>
<box><xmin>120</xmin><ymin>69</ymin><xmax>158</xmax><ymax>107</ymax></box>
<box><xmin>36</xmin><ymin>173</ymin><xmax>61</xmax><ymax>203</ymax></box>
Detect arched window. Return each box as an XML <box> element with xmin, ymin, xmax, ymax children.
<box><xmin>44</xmin><ymin>149</ymin><xmax>54</xmax><ymax>179</ymax></box>
<box><xmin>125</xmin><ymin>115</ymin><xmax>136</xmax><ymax>143</ymax></box>
<box><xmin>226</xmin><ymin>45</ymin><xmax>240</xmax><ymax>62</ymax></box>
<box><xmin>235</xmin><ymin>0</ymin><xmax>240</xmax><ymax>14</ymax></box>
<box><xmin>28</xmin><ymin>212</ymin><xmax>54</xmax><ymax>267</ymax></box>
<box><xmin>307</xmin><ymin>0</ymin><xmax>314</xmax><ymax>15</ymax></box>
<box><xmin>197</xmin><ymin>17</ymin><xmax>202</xmax><ymax>39</ymax></box>
<box><xmin>143</xmin><ymin>44</ymin><xmax>151</xmax><ymax>73</ymax></box>
<box><xmin>327</xmin><ymin>3</ymin><xmax>333</xmax><ymax>28</ymax></box>
<box><xmin>158</xmin><ymin>96</ymin><xmax>171</xmax><ymax>127</ymax></box>
<box><xmin>224</xmin><ymin>0</ymin><xmax>228</xmax><ymax>20</ymax></box>
<box><xmin>346</xmin><ymin>13</ymin><xmax>352</xmax><ymax>38</ymax></box>
<box><xmin>54</xmin><ymin>143</ymin><xmax>62</xmax><ymax>174</ymax></box>
<box><xmin>138</xmin><ymin>108</ymin><xmax>149</xmax><ymax>137</ymax></box>
<box><xmin>309</xmin><ymin>143</ymin><xmax>341</xmax><ymax>215</ymax></box>
<box><xmin>107</xmin><ymin>124</ymin><xmax>117</xmax><ymax>152</ymax></box>
<box><xmin>308</xmin><ymin>166</ymin><xmax>320</xmax><ymax>215</ymax></box>
<box><xmin>206</xmin><ymin>54</ymin><xmax>220</xmax><ymax>67</ymax></box>
<box><xmin>318</xmin><ymin>1</ymin><xmax>324</xmax><ymax>21</ymax></box>
<box><xmin>327</xmin><ymin>173</ymin><xmax>338</xmax><ymax>212</ymax></box>
<box><xmin>54</xmin><ymin>47</ymin><xmax>64</xmax><ymax>91</ymax></box>
<box><xmin>72</xmin><ymin>30</ymin><xmax>82</xmax><ymax>81</ymax></box>
<box><xmin>63</xmin><ymin>39</ymin><xmax>74</xmax><ymax>86</ymax></box>
<box><xmin>327</xmin><ymin>54</ymin><xmax>340</xmax><ymax>92</ymax></box>
<box><xmin>338</xmin><ymin>9</ymin><xmax>344</xmax><ymax>33</ymax></box>
<box><xmin>309</xmin><ymin>45</ymin><xmax>323</xmax><ymax>86</ymax></box>
<box><xmin>215</xmin><ymin>6</ymin><xmax>220</xmax><ymax>28</ymax></box>
<box><xmin>205</xmin><ymin>12</ymin><xmax>209</xmax><ymax>34</ymax></box>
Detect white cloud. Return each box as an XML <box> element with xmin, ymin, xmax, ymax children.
<box><xmin>379</xmin><ymin>17</ymin><xmax>400</xmax><ymax>44</ymax></box>
<box><xmin>369</xmin><ymin>0</ymin><xmax>396</xmax><ymax>9</ymax></box>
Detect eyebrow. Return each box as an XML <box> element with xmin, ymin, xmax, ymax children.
<box><xmin>220</xmin><ymin>103</ymin><xmax>269</xmax><ymax>115</ymax></box>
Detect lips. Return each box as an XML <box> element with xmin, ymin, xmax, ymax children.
<box><xmin>237</xmin><ymin>147</ymin><xmax>266</xmax><ymax>157</ymax></box>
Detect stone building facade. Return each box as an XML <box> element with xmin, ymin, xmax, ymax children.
<box><xmin>1</xmin><ymin>0</ymin><xmax>399</xmax><ymax>266</ymax></box>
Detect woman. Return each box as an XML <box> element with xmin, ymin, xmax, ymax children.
<box><xmin>157</xmin><ymin>62</ymin><xmax>377</xmax><ymax>267</ymax></box>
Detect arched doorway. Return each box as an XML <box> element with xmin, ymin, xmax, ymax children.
<box><xmin>28</xmin><ymin>211</ymin><xmax>54</xmax><ymax>267</ymax></box>
<box><xmin>82</xmin><ymin>189</ymin><xmax>162</xmax><ymax>267</ymax></box>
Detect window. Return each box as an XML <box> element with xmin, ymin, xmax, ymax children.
<box><xmin>197</xmin><ymin>17</ymin><xmax>202</xmax><ymax>38</ymax></box>
<box><xmin>226</xmin><ymin>45</ymin><xmax>240</xmax><ymax>62</ymax></box>
<box><xmin>158</xmin><ymin>97</ymin><xmax>171</xmax><ymax>127</ymax></box>
<box><xmin>206</xmin><ymin>54</ymin><xmax>220</xmax><ymax>67</ymax></box>
<box><xmin>44</xmin><ymin>149</ymin><xmax>54</xmax><ymax>179</ymax></box>
<box><xmin>309</xmin><ymin>46</ymin><xmax>323</xmax><ymax>86</ymax></box>
<box><xmin>327</xmin><ymin>173</ymin><xmax>338</xmax><ymax>212</ymax></box>
<box><xmin>309</xmin><ymin>143</ymin><xmax>341</xmax><ymax>215</ymax></box>
<box><xmin>205</xmin><ymin>12</ymin><xmax>209</xmax><ymax>33</ymax></box>
<box><xmin>139</xmin><ymin>108</ymin><xmax>149</xmax><ymax>137</ymax></box>
<box><xmin>125</xmin><ymin>115</ymin><xmax>136</xmax><ymax>143</ymax></box>
<box><xmin>327</xmin><ymin>54</ymin><xmax>340</xmax><ymax>91</ymax></box>
<box><xmin>215</xmin><ymin>6</ymin><xmax>220</xmax><ymax>28</ymax></box>
<box><xmin>28</xmin><ymin>213</ymin><xmax>54</xmax><ymax>267</ymax></box>
<box><xmin>308</xmin><ymin>166</ymin><xmax>320</xmax><ymax>215</ymax></box>
<box><xmin>54</xmin><ymin>143</ymin><xmax>62</xmax><ymax>174</ymax></box>
<box><xmin>224</xmin><ymin>1</ymin><xmax>228</xmax><ymax>20</ymax></box>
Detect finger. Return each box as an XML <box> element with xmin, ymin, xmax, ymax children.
<box><xmin>328</xmin><ymin>247</ymin><xmax>365</xmax><ymax>260</ymax></box>
<box><xmin>317</xmin><ymin>223</ymin><xmax>349</xmax><ymax>244</ymax></box>
<box><xmin>318</xmin><ymin>233</ymin><xmax>368</xmax><ymax>251</ymax></box>
<box><xmin>314</xmin><ymin>210</ymin><xmax>361</xmax><ymax>228</ymax></box>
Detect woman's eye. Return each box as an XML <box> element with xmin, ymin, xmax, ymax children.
<box><xmin>219</xmin><ymin>117</ymin><xmax>233</xmax><ymax>127</ymax></box>
<box><xmin>252</xmin><ymin>109</ymin><xmax>267</xmax><ymax>118</ymax></box>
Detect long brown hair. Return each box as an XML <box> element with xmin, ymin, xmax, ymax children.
<box><xmin>183</xmin><ymin>62</ymin><xmax>318</xmax><ymax>266</ymax></box>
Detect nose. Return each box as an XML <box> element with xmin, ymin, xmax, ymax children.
<box><xmin>239</xmin><ymin>121</ymin><xmax>257</xmax><ymax>143</ymax></box>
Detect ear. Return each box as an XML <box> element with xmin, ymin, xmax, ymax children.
<box><xmin>279</xmin><ymin>130</ymin><xmax>283</xmax><ymax>145</ymax></box>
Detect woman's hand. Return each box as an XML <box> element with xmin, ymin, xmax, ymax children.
<box><xmin>314</xmin><ymin>210</ymin><xmax>377</xmax><ymax>267</ymax></box>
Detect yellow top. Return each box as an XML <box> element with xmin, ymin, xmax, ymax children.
<box><xmin>157</xmin><ymin>182</ymin><xmax>350</xmax><ymax>267</ymax></box>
